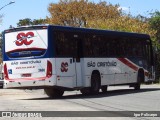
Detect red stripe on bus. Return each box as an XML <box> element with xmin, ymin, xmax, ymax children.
<box><xmin>6</xmin><ymin>76</ymin><xmax>49</xmax><ymax>82</ymax></box>
<box><xmin>117</xmin><ymin>58</ymin><xmax>139</xmax><ymax>71</ymax></box>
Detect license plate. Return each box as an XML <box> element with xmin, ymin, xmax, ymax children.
<box><xmin>21</xmin><ymin>73</ymin><xmax>31</xmax><ymax>77</ymax></box>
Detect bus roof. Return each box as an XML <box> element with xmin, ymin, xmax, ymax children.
<box><xmin>48</xmin><ymin>25</ymin><xmax>151</xmax><ymax>39</ymax></box>
<box><xmin>4</xmin><ymin>25</ymin><xmax>47</xmax><ymax>33</ymax></box>
<box><xmin>4</xmin><ymin>25</ymin><xmax>151</xmax><ymax>39</ymax></box>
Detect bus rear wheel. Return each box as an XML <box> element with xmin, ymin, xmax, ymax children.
<box><xmin>44</xmin><ymin>88</ymin><xmax>64</xmax><ymax>98</ymax></box>
<box><xmin>90</xmin><ymin>73</ymin><xmax>100</xmax><ymax>94</ymax></box>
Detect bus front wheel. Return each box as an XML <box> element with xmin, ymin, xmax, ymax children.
<box><xmin>44</xmin><ymin>88</ymin><xmax>64</xmax><ymax>98</ymax></box>
<box><xmin>101</xmin><ymin>86</ymin><xmax>108</xmax><ymax>93</ymax></box>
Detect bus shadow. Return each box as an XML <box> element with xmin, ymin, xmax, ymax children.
<box><xmin>22</xmin><ymin>87</ymin><xmax>160</xmax><ymax>100</ymax></box>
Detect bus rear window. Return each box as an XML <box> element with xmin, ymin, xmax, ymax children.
<box><xmin>5</xmin><ymin>29</ymin><xmax>48</xmax><ymax>58</ymax></box>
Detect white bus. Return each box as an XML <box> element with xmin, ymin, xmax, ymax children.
<box><xmin>2</xmin><ymin>25</ymin><xmax>155</xmax><ymax>97</ymax></box>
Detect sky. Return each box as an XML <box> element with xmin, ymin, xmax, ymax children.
<box><xmin>0</xmin><ymin>0</ymin><xmax>160</xmax><ymax>32</ymax></box>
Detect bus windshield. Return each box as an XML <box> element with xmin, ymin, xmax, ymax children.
<box><xmin>4</xmin><ymin>27</ymin><xmax>48</xmax><ymax>58</ymax></box>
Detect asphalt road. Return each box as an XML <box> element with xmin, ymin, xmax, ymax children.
<box><xmin>0</xmin><ymin>84</ymin><xmax>160</xmax><ymax>120</ymax></box>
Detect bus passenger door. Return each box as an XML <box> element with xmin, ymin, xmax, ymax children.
<box><xmin>55</xmin><ymin>31</ymin><xmax>81</xmax><ymax>88</ymax></box>
<box><xmin>72</xmin><ymin>37</ymin><xmax>83</xmax><ymax>87</ymax></box>
<box><xmin>56</xmin><ymin>34</ymin><xmax>83</xmax><ymax>88</ymax></box>
<box><xmin>56</xmin><ymin>57</ymin><xmax>76</xmax><ymax>88</ymax></box>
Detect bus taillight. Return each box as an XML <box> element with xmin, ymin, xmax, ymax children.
<box><xmin>4</xmin><ymin>63</ymin><xmax>9</xmax><ymax>80</ymax></box>
<box><xmin>46</xmin><ymin>60</ymin><xmax>52</xmax><ymax>78</ymax></box>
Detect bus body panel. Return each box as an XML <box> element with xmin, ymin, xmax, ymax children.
<box><xmin>55</xmin><ymin>58</ymin><xmax>76</xmax><ymax>88</ymax></box>
<box><xmin>82</xmin><ymin>58</ymin><xmax>139</xmax><ymax>87</ymax></box>
<box><xmin>4</xmin><ymin>58</ymin><xmax>58</xmax><ymax>88</ymax></box>
<box><xmin>55</xmin><ymin>58</ymin><xmax>83</xmax><ymax>88</ymax></box>
<box><xmin>4</xmin><ymin>59</ymin><xmax>47</xmax><ymax>79</ymax></box>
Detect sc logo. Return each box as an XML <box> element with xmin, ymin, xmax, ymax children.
<box><xmin>61</xmin><ymin>62</ymin><xmax>68</xmax><ymax>72</ymax></box>
<box><xmin>16</xmin><ymin>32</ymin><xmax>34</xmax><ymax>46</ymax></box>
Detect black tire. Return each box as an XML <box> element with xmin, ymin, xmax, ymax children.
<box><xmin>80</xmin><ymin>88</ymin><xmax>90</xmax><ymax>95</ymax></box>
<box><xmin>44</xmin><ymin>88</ymin><xmax>64</xmax><ymax>98</ymax></box>
<box><xmin>101</xmin><ymin>86</ymin><xmax>108</xmax><ymax>93</ymax></box>
<box><xmin>90</xmin><ymin>73</ymin><xmax>100</xmax><ymax>94</ymax></box>
<box><xmin>134</xmin><ymin>71</ymin><xmax>143</xmax><ymax>90</ymax></box>
<box><xmin>134</xmin><ymin>84</ymin><xmax>140</xmax><ymax>90</ymax></box>
<box><xmin>0</xmin><ymin>85</ymin><xmax>3</xmax><ymax>89</ymax></box>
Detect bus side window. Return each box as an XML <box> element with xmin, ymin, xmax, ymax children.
<box><xmin>54</xmin><ymin>32</ymin><xmax>65</xmax><ymax>56</ymax></box>
<box><xmin>55</xmin><ymin>31</ymin><xmax>77</xmax><ymax>57</ymax></box>
<box><xmin>84</xmin><ymin>35</ymin><xmax>93</xmax><ymax>57</ymax></box>
<box><xmin>100</xmin><ymin>37</ymin><xmax>108</xmax><ymax>57</ymax></box>
<box><xmin>109</xmin><ymin>38</ymin><xmax>116</xmax><ymax>57</ymax></box>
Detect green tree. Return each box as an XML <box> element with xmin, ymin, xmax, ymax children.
<box><xmin>88</xmin><ymin>15</ymin><xmax>155</xmax><ymax>37</ymax></box>
<box><xmin>149</xmin><ymin>11</ymin><xmax>160</xmax><ymax>44</ymax></box>
<box><xmin>32</xmin><ymin>19</ymin><xmax>46</xmax><ymax>25</ymax></box>
<box><xmin>149</xmin><ymin>11</ymin><xmax>160</xmax><ymax>82</ymax></box>
<box><xmin>17</xmin><ymin>18</ymin><xmax>46</xmax><ymax>27</ymax></box>
<box><xmin>47</xmin><ymin>0</ymin><xmax>121</xmax><ymax>27</ymax></box>
<box><xmin>17</xmin><ymin>18</ymin><xmax>32</xmax><ymax>27</ymax></box>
